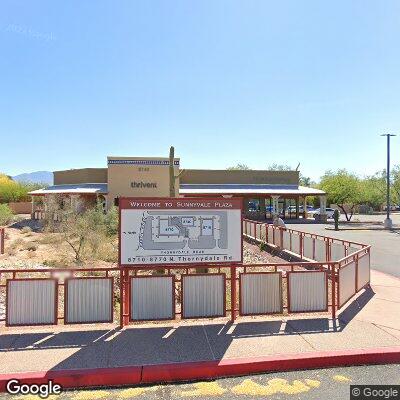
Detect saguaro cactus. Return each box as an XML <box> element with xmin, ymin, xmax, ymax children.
<box><xmin>169</xmin><ymin>146</ymin><xmax>176</xmax><ymax>197</ymax></box>
<box><xmin>169</xmin><ymin>146</ymin><xmax>185</xmax><ymax>197</ymax></box>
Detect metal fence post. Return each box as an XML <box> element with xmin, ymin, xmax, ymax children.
<box><xmin>332</xmin><ymin>264</ymin><xmax>336</xmax><ymax>320</ymax></box>
<box><xmin>231</xmin><ymin>265</ymin><xmax>236</xmax><ymax>322</ymax></box>
<box><xmin>119</xmin><ymin>269</ymin><xmax>124</xmax><ymax>328</ymax></box>
<box><xmin>119</xmin><ymin>268</ymin><xmax>130</xmax><ymax>328</ymax></box>
<box><xmin>0</xmin><ymin>228</ymin><xmax>4</xmax><ymax>255</ymax></box>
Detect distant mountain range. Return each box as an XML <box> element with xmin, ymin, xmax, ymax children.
<box><xmin>12</xmin><ymin>171</ymin><xmax>53</xmax><ymax>185</ymax></box>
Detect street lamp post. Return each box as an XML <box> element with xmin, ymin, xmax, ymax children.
<box><xmin>381</xmin><ymin>134</ymin><xmax>396</xmax><ymax>229</ymax></box>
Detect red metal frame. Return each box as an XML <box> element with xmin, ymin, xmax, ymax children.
<box><xmin>243</xmin><ymin>218</ymin><xmax>368</xmax><ymax>250</ymax></box>
<box><xmin>119</xmin><ymin>197</ymin><xmax>244</xmax><ymax>268</ymax></box>
<box><xmin>129</xmin><ymin>275</ymin><xmax>176</xmax><ymax>322</ymax></box>
<box><xmin>181</xmin><ymin>273</ymin><xmax>227</xmax><ymax>319</ymax></box>
<box><xmin>287</xmin><ymin>270</ymin><xmax>329</xmax><ymax>314</ymax></box>
<box><xmin>238</xmin><ymin>272</ymin><xmax>283</xmax><ymax>316</ymax></box>
<box><xmin>0</xmin><ymin>228</ymin><xmax>4</xmax><ymax>254</ymax></box>
<box><xmin>64</xmin><ymin>277</ymin><xmax>114</xmax><ymax>325</ymax></box>
<box><xmin>5</xmin><ymin>278</ymin><xmax>59</xmax><ymax>327</ymax></box>
<box><xmin>0</xmin><ymin>216</ymin><xmax>371</xmax><ymax>328</ymax></box>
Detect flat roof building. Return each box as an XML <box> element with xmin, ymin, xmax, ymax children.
<box><xmin>30</xmin><ymin>155</ymin><xmax>327</xmax><ymax>221</ymax></box>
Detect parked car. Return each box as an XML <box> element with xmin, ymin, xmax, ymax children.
<box><xmin>248</xmin><ymin>201</ymin><xmax>258</xmax><ymax>212</ymax></box>
<box><xmin>311</xmin><ymin>208</ymin><xmax>338</xmax><ymax>219</ymax></box>
<box><xmin>298</xmin><ymin>205</ymin><xmax>315</xmax><ymax>212</ymax></box>
<box><xmin>382</xmin><ymin>204</ymin><xmax>399</xmax><ymax>211</ymax></box>
<box><xmin>286</xmin><ymin>205</ymin><xmax>297</xmax><ymax>214</ymax></box>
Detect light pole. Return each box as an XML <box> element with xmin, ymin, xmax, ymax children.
<box><xmin>381</xmin><ymin>134</ymin><xmax>396</xmax><ymax>229</ymax></box>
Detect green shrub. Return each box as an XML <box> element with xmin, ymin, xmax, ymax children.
<box><xmin>0</xmin><ymin>204</ymin><xmax>13</xmax><ymax>225</ymax></box>
<box><xmin>0</xmin><ymin>173</ymin><xmax>45</xmax><ymax>202</ymax></box>
<box><xmin>104</xmin><ymin>206</ymin><xmax>118</xmax><ymax>236</ymax></box>
<box><xmin>259</xmin><ymin>242</ymin><xmax>267</xmax><ymax>252</ymax></box>
<box><xmin>51</xmin><ymin>203</ymin><xmax>119</xmax><ymax>263</ymax></box>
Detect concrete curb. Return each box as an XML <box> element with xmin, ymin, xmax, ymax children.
<box><xmin>1</xmin><ymin>347</ymin><xmax>400</xmax><ymax>392</ymax></box>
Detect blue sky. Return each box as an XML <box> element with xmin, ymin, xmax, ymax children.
<box><xmin>1</xmin><ymin>0</ymin><xmax>399</xmax><ymax>181</ymax></box>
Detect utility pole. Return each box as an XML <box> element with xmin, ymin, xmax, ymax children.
<box><xmin>381</xmin><ymin>134</ymin><xmax>396</xmax><ymax>229</ymax></box>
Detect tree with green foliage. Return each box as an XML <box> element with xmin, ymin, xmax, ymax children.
<box><xmin>267</xmin><ymin>163</ymin><xmax>292</xmax><ymax>171</ymax></box>
<box><xmin>0</xmin><ymin>173</ymin><xmax>45</xmax><ymax>203</ymax></box>
<box><xmin>361</xmin><ymin>172</ymin><xmax>386</xmax><ymax>210</ymax></box>
<box><xmin>227</xmin><ymin>163</ymin><xmax>251</xmax><ymax>170</ymax></box>
<box><xmin>391</xmin><ymin>165</ymin><xmax>400</xmax><ymax>205</ymax></box>
<box><xmin>0</xmin><ymin>204</ymin><xmax>14</xmax><ymax>225</ymax></box>
<box><xmin>319</xmin><ymin>170</ymin><xmax>361</xmax><ymax>221</ymax></box>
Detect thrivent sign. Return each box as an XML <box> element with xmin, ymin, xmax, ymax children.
<box><xmin>130</xmin><ymin>181</ymin><xmax>158</xmax><ymax>189</ymax></box>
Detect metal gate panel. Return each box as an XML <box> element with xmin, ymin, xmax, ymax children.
<box><xmin>267</xmin><ymin>226</ymin><xmax>274</xmax><ymax>245</ymax></box>
<box><xmin>239</xmin><ymin>273</ymin><xmax>282</xmax><ymax>315</ymax></box>
<box><xmin>291</xmin><ymin>233</ymin><xmax>301</xmax><ymax>256</ymax></box>
<box><xmin>255</xmin><ymin>224</ymin><xmax>262</xmax><ymax>241</ymax></box>
<box><xmin>339</xmin><ymin>261</ymin><xmax>356</xmax><ymax>307</ymax></box>
<box><xmin>303</xmin><ymin>236</ymin><xmax>314</xmax><ymax>259</ymax></box>
<box><xmin>244</xmin><ymin>220</ymin><xmax>250</xmax><ymax>236</ymax></box>
<box><xmin>348</xmin><ymin>246</ymin><xmax>359</xmax><ymax>255</ymax></box>
<box><xmin>274</xmin><ymin>228</ymin><xmax>282</xmax><ymax>247</ymax></box>
<box><xmin>65</xmin><ymin>278</ymin><xmax>113</xmax><ymax>324</ymax></box>
<box><xmin>315</xmin><ymin>239</ymin><xmax>327</xmax><ymax>262</ymax></box>
<box><xmin>331</xmin><ymin>243</ymin><xmax>346</xmax><ymax>261</ymax></box>
<box><xmin>6</xmin><ymin>279</ymin><xmax>57</xmax><ymax>326</ymax></box>
<box><xmin>282</xmin><ymin>231</ymin><xmax>291</xmax><ymax>251</ymax></box>
<box><xmin>182</xmin><ymin>274</ymin><xmax>225</xmax><ymax>318</ymax></box>
<box><xmin>248</xmin><ymin>223</ymin><xmax>255</xmax><ymax>238</ymax></box>
<box><xmin>288</xmin><ymin>271</ymin><xmax>327</xmax><ymax>312</ymax></box>
<box><xmin>357</xmin><ymin>253</ymin><xmax>370</xmax><ymax>290</ymax></box>
<box><xmin>130</xmin><ymin>276</ymin><xmax>174</xmax><ymax>321</ymax></box>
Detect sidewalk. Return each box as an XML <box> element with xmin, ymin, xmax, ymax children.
<box><xmin>1</xmin><ymin>270</ymin><xmax>400</xmax><ymax>389</ymax></box>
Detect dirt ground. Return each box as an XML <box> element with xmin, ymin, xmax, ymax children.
<box><xmin>0</xmin><ymin>218</ymin><xmax>286</xmax><ymax>270</ymax></box>
<box><xmin>0</xmin><ymin>219</ymin><xmax>117</xmax><ymax>269</ymax></box>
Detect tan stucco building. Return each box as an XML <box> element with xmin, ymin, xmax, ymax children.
<box><xmin>30</xmin><ymin>155</ymin><xmax>327</xmax><ymax>220</ymax></box>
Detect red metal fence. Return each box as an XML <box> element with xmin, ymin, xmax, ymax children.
<box><xmin>242</xmin><ymin>218</ymin><xmax>371</xmax><ymax>317</ymax></box>
<box><xmin>0</xmin><ymin>222</ymin><xmax>371</xmax><ymax>329</ymax></box>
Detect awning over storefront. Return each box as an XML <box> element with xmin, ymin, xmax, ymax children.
<box><xmin>29</xmin><ymin>183</ymin><xmax>108</xmax><ymax>196</ymax></box>
<box><xmin>28</xmin><ymin>183</ymin><xmax>325</xmax><ymax>197</ymax></box>
<box><xmin>179</xmin><ymin>184</ymin><xmax>325</xmax><ymax>196</ymax></box>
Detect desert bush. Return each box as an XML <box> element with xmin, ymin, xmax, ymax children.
<box><xmin>0</xmin><ymin>204</ymin><xmax>13</xmax><ymax>225</ymax></box>
<box><xmin>7</xmin><ymin>238</ymin><xmax>24</xmax><ymax>255</ymax></box>
<box><xmin>104</xmin><ymin>206</ymin><xmax>118</xmax><ymax>235</ymax></box>
<box><xmin>93</xmin><ymin>240</ymin><xmax>118</xmax><ymax>263</ymax></box>
<box><xmin>39</xmin><ymin>233</ymin><xmax>62</xmax><ymax>245</ymax></box>
<box><xmin>23</xmin><ymin>242</ymin><xmax>37</xmax><ymax>251</ymax></box>
<box><xmin>52</xmin><ymin>203</ymin><xmax>118</xmax><ymax>263</ymax></box>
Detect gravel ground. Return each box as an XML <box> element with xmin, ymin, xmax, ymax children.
<box><xmin>243</xmin><ymin>241</ymin><xmax>286</xmax><ymax>264</ymax></box>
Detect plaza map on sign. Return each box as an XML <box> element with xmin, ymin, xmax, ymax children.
<box><xmin>140</xmin><ymin>211</ymin><xmax>228</xmax><ymax>251</ymax></box>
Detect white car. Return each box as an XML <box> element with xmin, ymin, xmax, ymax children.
<box><xmin>311</xmin><ymin>208</ymin><xmax>337</xmax><ymax>219</ymax></box>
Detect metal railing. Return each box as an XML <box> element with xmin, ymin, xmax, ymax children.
<box><xmin>242</xmin><ymin>218</ymin><xmax>371</xmax><ymax>316</ymax></box>
<box><xmin>0</xmin><ymin>221</ymin><xmax>371</xmax><ymax>329</ymax></box>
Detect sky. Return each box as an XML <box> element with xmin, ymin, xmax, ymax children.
<box><xmin>1</xmin><ymin>0</ymin><xmax>400</xmax><ymax>181</ymax></box>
